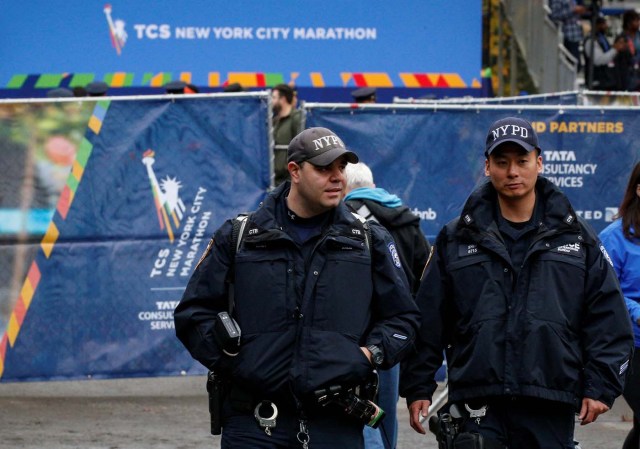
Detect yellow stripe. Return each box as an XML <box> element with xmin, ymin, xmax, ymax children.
<box><xmin>41</xmin><ymin>222</ymin><xmax>60</xmax><ymax>258</ymax></box>
<box><xmin>72</xmin><ymin>160</ymin><xmax>84</xmax><ymax>180</ymax></box>
<box><xmin>399</xmin><ymin>73</ymin><xmax>420</xmax><ymax>88</ymax></box>
<box><xmin>310</xmin><ymin>73</ymin><xmax>325</xmax><ymax>87</ymax></box>
<box><xmin>20</xmin><ymin>280</ymin><xmax>34</xmax><ymax>309</ymax></box>
<box><xmin>441</xmin><ymin>74</ymin><xmax>466</xmax><ymax>88</ymax></box>
<box><xmin>89</xmin><ymin>116</ymin><xmax>102</xmax><ymax>134</ymax></box>
<box><xmin>7</xmin><ymin>314</ymin><xmax>20</xmax><ymax>346</ymax></box>
<box><xmin>227</xmin><ymin>73</ymin><xmax>259</xmax><ymax>87</ymax></box>
<box><xmin>179</xmin><ymin>72</ymin><xmax>192</xmax><ymax>83</ymax></box>
<box><xmin>150</xmin><ymin>73</ymin><xmax>166</xmax><ymax>87</ymax></box>
<box><xmin>340</xmin><ymin>73</ymin><xmax>352</xmax><ymax>86</ymax></box>
<box><xmin>362</xmin><ymin>73</ymin><xmax>393</xmax><ymax>87</ymax></box>
<box><xmin>111</xmin><ymin>72</ymin><xmax>127</xmax><ymax>87</ymax></box>
<box><xmin>427</xmin><ymin>74</ymin><xmax>440</xmax><ymax>85</ymax></box>
<box><xmin>208</xmin><ymin>73</ymin><xmax>220</xmax><ymax>87</ymax></box>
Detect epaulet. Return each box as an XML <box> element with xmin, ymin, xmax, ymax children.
<box><xmin>350</xmin><ymin>211</ymin><xmax>371</xmax><ymax>251</ymax></box>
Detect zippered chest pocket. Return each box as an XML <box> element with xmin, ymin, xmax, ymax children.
<box><xmin>314</xmin><ymin>238</ymin><xmax>371</xmax><ymax>334</ymax></box>
<box><xmin>234</xmin><ymin>249</ymin><xmax>290</xmax><ymax>333</ymax></box>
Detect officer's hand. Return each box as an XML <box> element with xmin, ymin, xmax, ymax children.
<box><xmin>360</xmin><ymin>347</ymin><xmax>372</xmax><ymax>364</ymax></box>
<box><xmin>408</xmin><ymin>399</ymin><xmax>431</xmax><ymax>434</ymax></box>
<box><xmin>578</xmin><ymin>398</ymin><xmax>610</xmax><ymax>425</ymax></box>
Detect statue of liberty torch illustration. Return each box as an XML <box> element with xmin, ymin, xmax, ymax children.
<box><xmin>142</xmin><ymin>150</ymin><xmax>186</xmax><ymax>242</ymax></box>
<box><xmin>104</xmin><ymin>4</ymin><xmax>127</xmax><ymax>55</ymax></box>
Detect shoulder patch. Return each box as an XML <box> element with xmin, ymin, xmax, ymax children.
<box><xmin>600</xmin><ymin>243</ymin><xmax>614</xmax><ymax>267</ymax></box>
<box><xmin>388</xmin><ymin>242</ymin><xmax>402</xmax><ymax>269</ymax></box>
<box><xmin>195</xmin><ymin>237</ymin><xmax>215</xmax><ymax>270</ymax></box>
<box><xmin>550</xmin><ymin>242</ymin><xmax>583</xmax><ymax>258</ymax></box>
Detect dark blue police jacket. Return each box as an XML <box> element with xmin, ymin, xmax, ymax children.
<box><xmin>175</xmin><ymin>182</ymin><xmax>419</xmax><ymax>402</ymax></box>
<box><xmin>401</xmin><ymin>177</ymin><xmax>633</xmax><ymax>409</ymax></box>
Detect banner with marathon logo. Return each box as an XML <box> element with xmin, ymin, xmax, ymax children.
<box><xmin>304</xmin><ymin>105</ymin><xmax>640</xmax><ymax>241</ymax></box>
<box><xmin>0</xmin><ymin>0</ymin><xmax>481</xmax><ymax>91</ymax></box>
<box><xmin>0</xmin><ymin>94</ymin><xmax>270</xmax><ymax>381</ymax></box>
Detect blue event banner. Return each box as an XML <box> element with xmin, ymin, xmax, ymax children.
<box><xmin>305</xmin><ymin>105</ymin><xmax>640</xmax><ymax>240</ymax></box>
<box><xmin>0</xmin><ymin>94</ymin><xmax>271</xmax><ymax>381</ymax></box>
<box><xmin>0</xmin><ymin>0</ymin><xmax>481</xmax><ymax>88</ymax></box>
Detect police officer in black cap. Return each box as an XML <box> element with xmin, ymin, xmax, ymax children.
<box><xmin>175</xmin><ymin>127</ymin><xmax>420</xmax><ymax>448</ymax></box>
<box><xmin>401</xmin><ymin>117</ymin><xmax>633</xmax><ymax>448</ymax></box>
<box><xmin>351</xmin><ymin>87</ymin><xmax>377</xmax><ymax>104</ymax></box>
<box><xmin>86</xmin><ymin>81</ymin><xmax>109</xmax><ymax>97</ymax></box>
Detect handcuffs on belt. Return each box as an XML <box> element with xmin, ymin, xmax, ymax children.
<box><xmin>254</xmin><ymin>401</ymin><xmax>278</xmax><ymax>436</ymax></box>
<box><xmin>253</xmin><ymin>400</ymin><xmax>310</xmax><ymax>448</ymax></box>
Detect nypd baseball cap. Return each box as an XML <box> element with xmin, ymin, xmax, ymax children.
<box><xmin>288</xmin><ymin>127</ymin><xmax>359</xmax><ymax>166</ymax></box>
<box><xmin>485</xmin><ymin>117</ymin><xmax>540</xmax><ymax>156</ymax></box>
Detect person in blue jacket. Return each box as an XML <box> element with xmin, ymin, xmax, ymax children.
<box><xmin>345</xmin><ymin>161</ymin><xmax>430</xmax><ymax>449</ymax></box>
<box><xmin>401</xmin><ymin>117</ymin><xmax>633</xmax><ymax>449</ymax></box>
<box><xmin>174</xmin><ymin>127</ymin><xmax>420</xmax><ymax>449</ymax></box>
<box><xmin>599</xmin><ymin>161</ymin><xmax>640</xmax><ymax>449</ymax></box>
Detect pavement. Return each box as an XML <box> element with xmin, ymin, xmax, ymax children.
<box><xmin>0</xmin><ymin>376</ymin><xmax>633</xmax><ymax>449</ymax></box>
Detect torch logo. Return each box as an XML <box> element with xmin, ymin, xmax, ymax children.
<box><xmin>104</xmin><ymin>4</ymin><xmax>128</xmax><ymax>55</ymax></box>
<box><xmin>142</xmin><ymin>150</ymin><xmax>186</xmax><ymax>243</ymax></box>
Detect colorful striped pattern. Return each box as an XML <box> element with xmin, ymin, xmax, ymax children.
<box><xmin>0</xmin><ymin>101</ymin><xmax>109</xmax><ymax>379</ymax></box>
<box><xmin>4</xmin><ymin>72</ymin><xmax>477</xmax><ymax>89</ymax></box>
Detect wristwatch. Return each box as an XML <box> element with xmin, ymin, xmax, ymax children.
<box><xmin>366</xmin><ymin>344</ymin><xmax>384</xmax><ymax>367</ymax></box>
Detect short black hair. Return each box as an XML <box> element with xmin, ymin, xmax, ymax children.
<box><xmin>273</xmin><ymin>84</ymin><xmax>294</xmax><ymax>104</ymax></box>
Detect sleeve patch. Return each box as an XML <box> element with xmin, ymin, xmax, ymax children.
<box><xmin>599</xmin><ymin>244</ymin><xmax>614</xmax><ymax>267</ymax></box>
<box><xmin>387</xmin><ymin>242</ymin><xmax>402</xmax><ymax>269</ymax></box>
<box><xmin>620</xmin><ymin>359</ymin><xmax>630</xmax><ymax>376</ymax></box>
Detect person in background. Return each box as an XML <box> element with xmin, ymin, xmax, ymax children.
<box><xmin>223</xmin><ymin>82</ymin><xmax>245</xmax><ymax>92</ymax></box>
<box><xmin>549</xmin><ymin>0</ymin><xmax>587</xmax><ymax>71</ymax></box>
<box><xmin>345</xmin><ymin>161</ymin><xmax>430</xmax><ymax>449</ymax></box>
<box><xmin>583</xmin><ymin>16</ymin><xmax>630</xmax><ymax>90</ymax></box>
<box><xmin>623</xmin><ymin>9</ymin><xmax>640</xmax><ymax>66</ymax></box>
<box><xmin>598</xmin><ymin>162</ymin><xmax>640</xmax><ymax>449</ymax></box>
<box><xmin>86</xmin><ymin>81</ymin><xmax>110</xmax><ymax>97</ymax></box>
<box><xmin>351</xmin><ymin>87</ymin><xmax>377</xmax><ymax>104</ymax></box>
<box><xmin>401</xmin><ymin>116</ymin><xmax>633</xmax><ymax>449</ymax></box>
<box><xmin>272</xmin><ymin>83</ymin><xmax>303</xmax><ymax>186</ymax></box>
<box><xmin>163</xmin><ymin>80</ymin><xmax>199</xmax><ymax>94</ymax></box>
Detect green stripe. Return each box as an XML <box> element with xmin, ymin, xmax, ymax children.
<box><xmin>76</xmin><ymin>138</ymin><xmax>93</xmax><ymax>167</ymax></box>
<box><xmin>6</xmin><ymin>74</ymin><xmax>28</xmax><ymax>88</ymax></box>
<box><xmin>35</xmin><ymin>74</ymin><xmax>64</xmax><ymax>88</ymax></box>
<box><xmin>97</xmin><ymin>99</ymin><xmax>111</xmax><ymax>109</ymax></box>
<box><xmin>141</xmin><ymin>73</ymin><xmax>154</xmax><ymax>85</ymax></box>
<box><xmin>265</xmin><ymin>73</ymin><xmax>285</xmax><ymax>86</ymax></box>
<box><xmin>69</xmin><ymin>74</ymin><xmax>95</xmax><ymax>87</ymax></box>
<box><xmin>66</xmin><ymin>174</ymin><xmax>79</xmax><ymax>193</ymax></box>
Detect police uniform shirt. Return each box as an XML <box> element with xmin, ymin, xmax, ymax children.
<box><xmin>496</xmin><ymin>198</ymin><xmax>543</xmax><ymax>278</ymax></box>
<box><xmin>278</xmin><ymin>195</ymin><xmax>331</xmax><ymax>262</ymax></box>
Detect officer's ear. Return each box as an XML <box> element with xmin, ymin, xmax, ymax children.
<box><xmin>289</xmin><ymin>161</ymin><xmax>303</xmax><ymax>183</ymax></box>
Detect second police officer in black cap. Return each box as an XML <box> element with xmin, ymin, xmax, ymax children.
<box><xmin>400</xmin><ymin>117</ymin><xmax>633</xmax><ymax>449</ymax></box>
<box><xmin>175</xmin><ymin>127</ymin><xmax>419</xmax><ymax>448</ymax></box>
